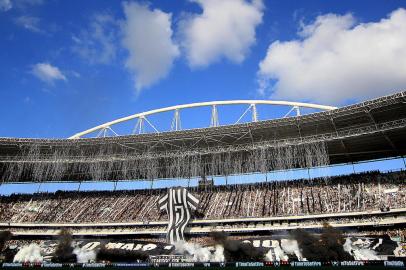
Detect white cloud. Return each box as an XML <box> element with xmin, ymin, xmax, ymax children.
<box><xmin>122</xmin><ymin>2</ymin><xmax>179</xmax><ymax>92</ymax></box>
<box><xmin>1</xmin><ymin>0</ymin><xmax>43</xmax><ymax>11</ymax></box>
<box><xmin>0</xmin><ymin>0</ymin><xmax>12</xmax><ymax>11</ymax></box>
<box><xmin>31</xmin><ymin>63</ymin><xmax>67</xmax><ymax>84</ymax></box>
<box><xmin>14</xmin><ymin>16</ymin><xmax>42</xmax><ymax>33</ymax></box>
<box><xmin>257</xmin><ymin>8</ymin><xmax>406</xmax><ymax>104</ymax></box>
<box><xmin>180</xmin><ymin>0</ymin><xmax>264</xmax><ymax>68</ymax></box>
<box><xmin>72</xmin><ymin>14</ymin><xmax>117</xmax><ymax>64</ymax></box>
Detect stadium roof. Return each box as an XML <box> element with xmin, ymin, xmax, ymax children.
<box><xmin>0</xmin><ymin>91</ymin><xmax>405</xmax><ymax>182</ymax></box>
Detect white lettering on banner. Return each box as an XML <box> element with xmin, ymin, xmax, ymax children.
<box><xmin>133</xmin><ymin>244</ymin><xmax>143</xmax><ymax>251</ymax></box>
<box><xmin>105</xmin><ymin>242</ymin><xmax>124</xmax><ymax>249</ymax></box>
<box><xmin>262</xmin><ymin>240</ymin><xmax>271</xmax><ymax>248</ymax></box>
<box><xmin>90</xmin><ymin>240</ymin><xmax>313</xmax><ymax>254</ymax></box>
<box><xmin>252</xmin><ymin>240</ymin><xmax>261</xmax><ymax>248</ymax></box>
<box><xmin>142</xmin><ymin>244</ymin><xmax>157</xmax><ymax>251</ymax></box>
<box><xmin>121</xmin><ymin>243</ymin><xmax>134</xmax><ymax>250</ymax></box>
<box><xmin>271</xmin><ymin>240</ymin><xmax>279</xmax><ymax>247</ymax></box>
<box><xmin>82</xmin><ymin>242</ymin><xmax>101</xmax><ymax>251</ymax></box>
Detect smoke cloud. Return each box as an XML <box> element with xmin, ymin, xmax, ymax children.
<box><xmin>211</xmin><ymin>232</ymin><xmax>265</xmax><ymax>261</ymax></box>
<box><xmin>290</xmin><ymin>223</ymin><xmax>352</xmax><ymax>261</ymax></box>
<box><xmin>73</xmin><ymin>247</ymin><xmax>96</xmax><ymax>263</ymax></box>
<box><xmin>173</xmin><ymin>240</ymin><xmax>224</xmax><ymax>262</ymax></box>
<box><xmin>52</xmin><ymin>229</ymin><xmax>76</xmax><ymax>263</ymax></box>
<box><xmin>343</xmin><ymin>238</ymin><xmax>379</xmax><ymax>260</ymax></box>
<box><xmin>280</xmin><ymin>239</ymin><xmax>303</xmax><ymax>260</ymax></box>
<box><xmin>13</xmin><ymin>244</ymin><xmax>43</xmax><ymax>263</ymax></box>
<box><xmin>0</xmin><ymin>231</ymin><xmax>12</xmax><ymax>252</ymax></box>
<box><xmin>265</xmin><ymin>241</ymin><xmax>289</xmax><ymax>261</ymax></box>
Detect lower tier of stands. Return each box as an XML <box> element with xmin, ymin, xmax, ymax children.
<box><xmin>2</xmin><ymin>208</ymin><xmax>405</xmax><ymax>237</ymax></box>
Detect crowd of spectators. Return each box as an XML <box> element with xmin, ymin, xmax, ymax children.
<box><xmin>0</xmin><ymin>170</ymin><xmax>404</xmax><ymax>223</ymax></box>
<box><xmin>3</xmin><ymin>213</ymin><xmax>404</xmax><ymax>238</ymax></box>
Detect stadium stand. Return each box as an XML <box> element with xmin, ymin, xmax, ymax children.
<box><xmin>1</xmin><ymin>170</ymin><xmax>404</xmax><ymax>224</ymax></box>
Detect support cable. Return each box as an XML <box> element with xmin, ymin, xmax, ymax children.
<box><xmin>283</xmin><ymin>106</ymin><xmax>297</xmax><ymax>118</ymax></box>
<box><xmin>143</xmin><ymin>116</ymin><xmax>160</xmax><ymax>133</ymax></box>
<box><xmin>235</xmin><ymin>105</ymin><xmax>253</xmax><ymax>124</ymax></box>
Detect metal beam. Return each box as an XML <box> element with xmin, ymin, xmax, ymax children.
<box><xmin>365</xmin><ymin>108</ymin><xmax>397</xmax><ymax>151</ymax></box>
<box><xmin>330</xmin><ymin>117</ymin><xmax>353</xmax><ymax>162</ymax></box>
<box><xmin>69</xmin><ymin>100</ymin><xmax>337</xmax><ymax>138</ymax></box>
<box><xmin>210</xmin><ymin>105</ymin><xmax>219</xmax><ymax>127</ymax></box>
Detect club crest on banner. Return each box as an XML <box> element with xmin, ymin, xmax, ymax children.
<box><xmin>158</xmin><ymin>187</ymin><xmax>199</xmax><ymax>243</ymax></box>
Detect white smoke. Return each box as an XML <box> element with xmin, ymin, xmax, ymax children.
<box><xmin>274</xmin><ymin>244</ymin><xmax>289</xmax><ymax>261</ymax></box>
<box><xmin>174</xmin><ymin>241</ymin><xmax>224</xmax><ymax>262</ymax></box>
<box><xmin>212</xmin><ymin>245</ymin><xmax>225</xmax><ymax>262</ymax></box>
<box><xmin>264</xmin><ymin>249</ymin><xmax>273</xmax><ymax>261</ymax></box>
<box><xmin>73</xmin><ymin>247</ymin><xmax>96</xmax><ymax>263</ymax></box>
<box><xmin>265</xmin><ymin>241</ymin><xmax>288</xmax><ymax>261</ymax></box>
<box><xmin>343</xmin><ymin>238</ymin><xmax>353</xmax><ymax>254</ymax></box>
<box><xmin>343</xmin><ymin>238</ymin><xmax>379</xmax><ymax>260</ymax></box>
<box><xmin>280</xmin><ymin>239</ymin><xmax>305</xmax><ymax>261</ymax></box>
<box><xmin>355</xmin><ymin>249</ymin><xmax>380</xmax><ymax>261</ymax></box>
<box><xmin>13</xmin><ymin>244</ymin><xmax>43</xmax><ymax>263</ymax></box>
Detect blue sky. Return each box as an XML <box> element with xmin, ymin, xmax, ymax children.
<box><xmin>1</xmin><ymin>0</ymin><xmax>406</xmax><ymax>139</ymax></box>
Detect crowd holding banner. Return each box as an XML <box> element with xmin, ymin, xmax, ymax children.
<box><xmin>0</xmin><ymin>171</ymin><xmax>405</xmax><ymax>223</ymax></box>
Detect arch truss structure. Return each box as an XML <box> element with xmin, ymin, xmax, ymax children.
<box><xmin>69</xmin><ymin>100</ymin><xmax>337</xmax><ymax>139</ymax></box>
<box><xmin>1</xmin><ymin>91</ymin><xmax>405</xmax><ymax>183</ymax></box>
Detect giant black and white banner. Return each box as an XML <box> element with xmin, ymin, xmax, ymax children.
<box><xmin>158</xmin><ymin>187</ymin><xmax>199</xmax><ymax>243</ymax></box>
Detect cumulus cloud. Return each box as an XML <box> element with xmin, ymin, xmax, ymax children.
<box><xmin>72</xmin><ymin>14</ymin><xmax>118</xmax><ymax>64</ymax></box>
<box><xmin>122</xmin><ymin>2</ymin><xmax>179</xmax><ymax>92</ymax></box>
<box><xmin>180</xmin><ymin>0</ymin><xmax>264</xmax><ymax>68</ymax></box>
<box><xmin>0</xmin><ymin>0</ymin><xmax>12</xmax><ymax>11</ymax></box>
<box><xmin>31</xmin><ymin>63</ymin><xmax>67</xmax><ymax>84</ymax></box>
<box><xmin>257</xmin><ymin>8</ymin><xmax>406</xmax><ymax>104</ymax></box>
<box><xmin>14</xmin><ymin>15</ymin><xmax>42</xmax><ymax>33</ymax></box>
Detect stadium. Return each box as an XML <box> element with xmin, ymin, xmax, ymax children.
<box><xmin>0</xmin><ymin>90</ymin><xmax>405</xmax><ymax>268</ymax></box>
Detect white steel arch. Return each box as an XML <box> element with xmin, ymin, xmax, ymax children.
<box><xmin>69</xmin><ymin>100</ymin><xmax>337</xmax><ymax>139</ymax></box>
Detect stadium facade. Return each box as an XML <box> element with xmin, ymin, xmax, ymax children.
<box><xmin>0</xmin><ymin>91</ymin><xmax>406</xmax><ymax>265</ymax></box>
<box><xmin>0</xmin><ymin>91</ymin><xmax>405</xmax><ymax>182</ymax></box>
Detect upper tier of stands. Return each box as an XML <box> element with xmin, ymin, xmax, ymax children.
<box><xmin>0</xmin><ymin>170</ymin><xmax>405</xmax><ymax>224</ymax></box>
